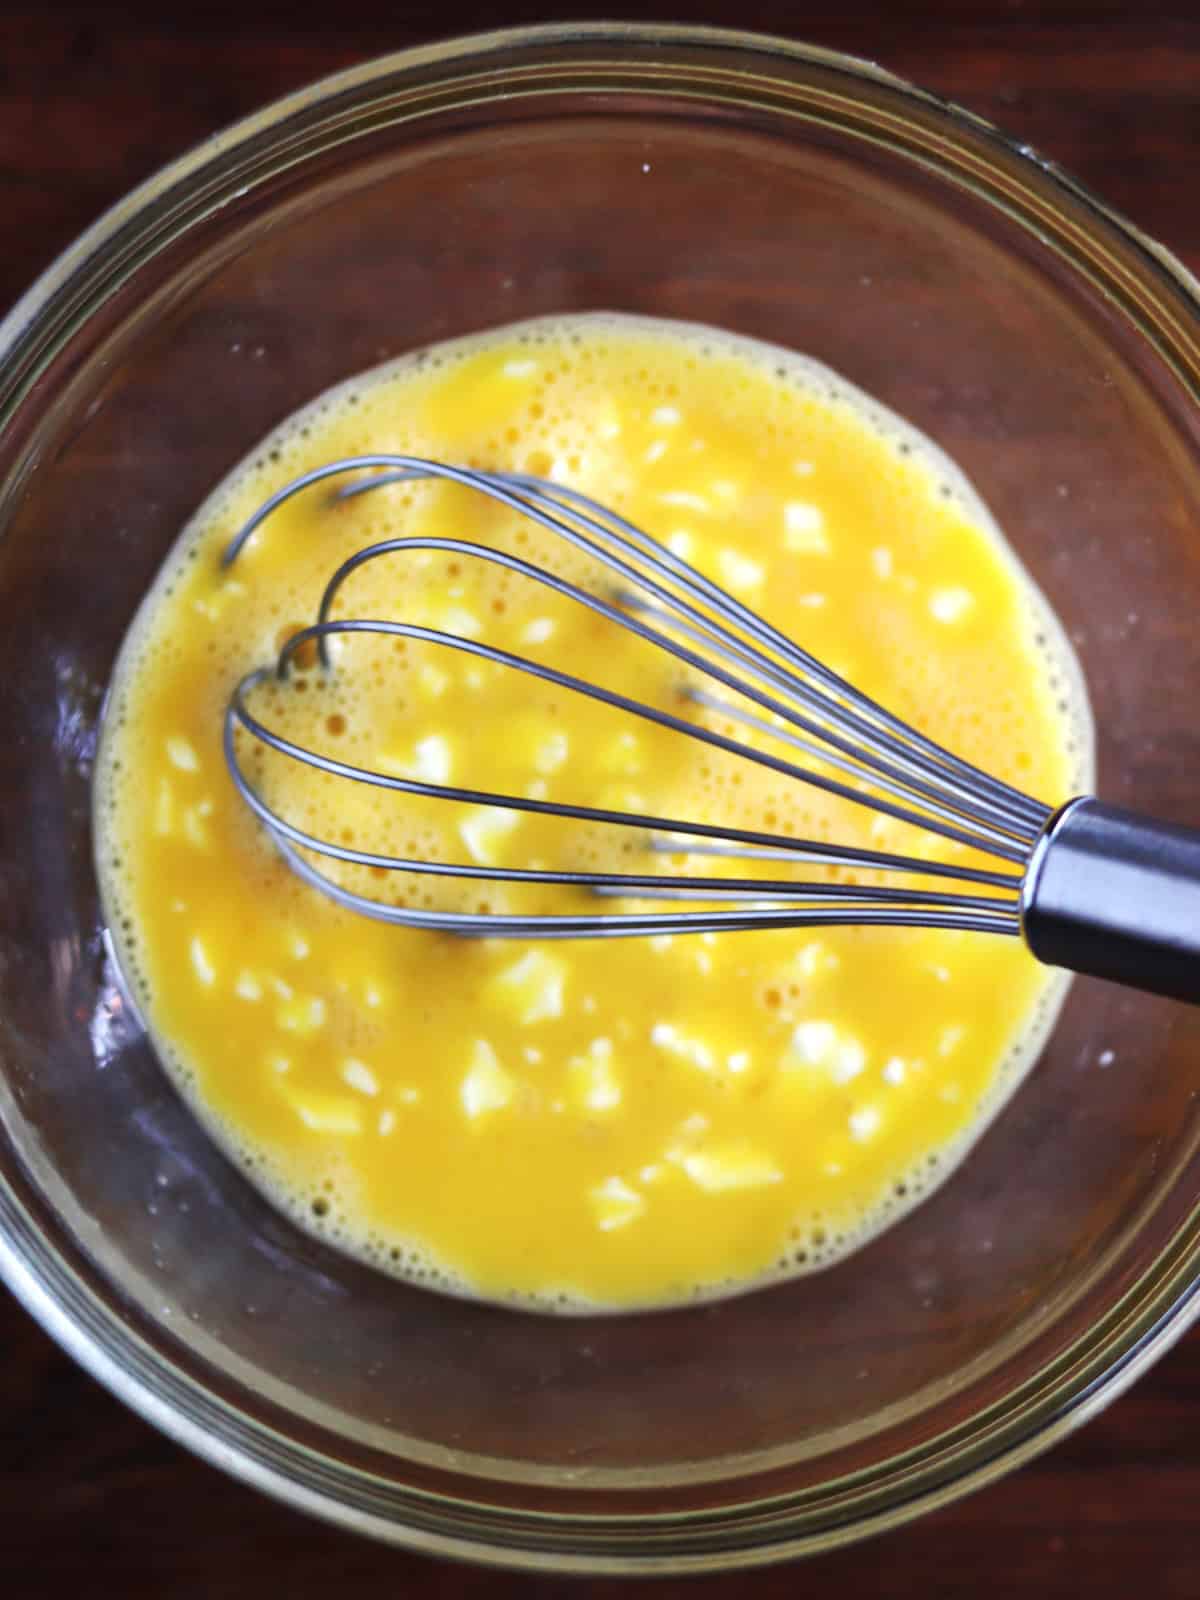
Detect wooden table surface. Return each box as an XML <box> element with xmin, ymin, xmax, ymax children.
<box><xmin>3</xmin><ymin>1</ymin><xmax>1199</xmax><ymax>1593</ymax></box>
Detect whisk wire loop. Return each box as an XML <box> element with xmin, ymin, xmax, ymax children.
<box><xmin>221</xmin><ymin>457</ymin><xmax>1047</xmax><ymax>939</ymax></box>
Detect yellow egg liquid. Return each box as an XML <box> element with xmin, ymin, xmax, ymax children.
<box><xmin>94</xmin><ymin>314</ymin><xmax>1091</xmax><ymax>1311</ymax></box>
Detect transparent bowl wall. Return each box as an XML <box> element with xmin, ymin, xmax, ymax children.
<box><xmin>1</xmin><ymin>24</ymin><xmax>1200</xmax><ymax>1573</ymax></box>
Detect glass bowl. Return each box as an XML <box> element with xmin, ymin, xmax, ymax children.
<box><xmin>2</xmin><ymin>21</ymin><xmax>1200</xmax><ymax>1575</ymax></box>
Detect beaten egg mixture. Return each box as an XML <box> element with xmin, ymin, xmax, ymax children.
<box><xmin>95</xmin><ymin>314</ymin><xmax>1089</xmax><ymax>1309</ymax></box>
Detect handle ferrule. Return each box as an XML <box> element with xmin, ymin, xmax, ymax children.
<box><xmin>1022</xmin><ymin>797</ymin><xmax>1200</xmax><ymax>1004</ymax></box>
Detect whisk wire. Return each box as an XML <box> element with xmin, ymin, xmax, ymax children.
<box><xmin>341</xmin><ymin>463</ymin><xmax>1048</xmax><ymax>833</ymax></box>
<box><xmin>479</xmin><ymin>471</ymin><xmax>1049</xmax><ymax>827</ymax></box>
<box><xmin>224</xmin><ymin>456</ymin><xmax>1046</xmax><ymax>829</ymax></box>
<box><xmin>229</xmin><ymin>621</ymin><xmax>1025</xmax><ymax>891</ymax></box>
<box><xmin>308</xmin><ymin>535</ymin><xmax>1030</xmax><ymax>861</ymax></box>
<box><xmin>221</xmin><ymin>457</ymin><xmax>1049</xmax><ymax>938</ymax></box>
<box><xmin>610</xmin><ymin>592</ymin><xmax>1044</xmax><ymax>840</ymax></box>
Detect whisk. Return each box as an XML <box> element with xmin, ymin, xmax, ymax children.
<box><xmin>222</xmin><ymin>457</ymin><xmax>1200</xmax><ymax>1007</ymax></box>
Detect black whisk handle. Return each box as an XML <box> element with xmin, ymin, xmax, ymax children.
<box><xmin>1022</xmin><ymin>797</ymin><xmax>1200</xmax><ymax>1005</ymax></box>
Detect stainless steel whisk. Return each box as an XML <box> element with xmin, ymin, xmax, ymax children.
<box><xmin>222</xmin><ymin>457</ymin><xmax>1200</xmax><ymax>1006</ymax></box>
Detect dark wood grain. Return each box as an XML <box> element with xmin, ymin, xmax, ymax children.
<box><xmin>3</xmin><ymin>1</ymin><xmax>1200</xmax><ymax>1593</ymax></box>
